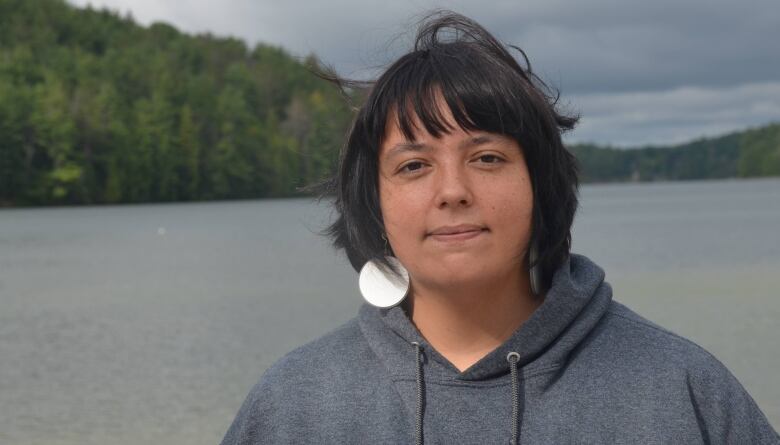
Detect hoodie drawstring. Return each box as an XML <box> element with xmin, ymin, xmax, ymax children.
<box><xmin>411</xmin><ymin>342</ymin><xmax>424</xmax><ymax>445</ymax></box>
<box><xmin>409</xmin><ymin>343</ymin><xmax>522</xmax><ymax>445</ymax></box>
<box><xmin>507</xmin><ymin>351</ymin><xmax>521</xmax><ymax>445</ymax></box>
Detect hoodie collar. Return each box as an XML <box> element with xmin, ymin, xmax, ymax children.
<box><xmin>358</xmin><ymin>253</ymin><xmax>613</xmax><ymax>382</ymax></box>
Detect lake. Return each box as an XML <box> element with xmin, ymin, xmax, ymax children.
<box><xmin>1</xmin><ymin>177</ymin><xmax>778</xmax><ymax>444</ymax></box>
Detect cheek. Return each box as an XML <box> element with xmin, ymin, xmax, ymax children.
<box><xmin>381</xmin><ymin>189</ymin><xmax>425</xmax><ymax>234</ymax></box>
<box><xmin>379</xmin><ymin>189</ymin><xmax>432</xmax><ymax>265</ymax></box>
<box><xmin>379</xmin><ymin>180</ymin><xmax>421</xmax><ymax>237</ymax></box>
<box><xmin>489</xmin><ymin>178</ymin><xmax>534</xmax><ymax>232</ymax></box>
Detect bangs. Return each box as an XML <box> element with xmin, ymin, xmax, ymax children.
<box><xmin>370</xmin><ymin>42</ymin><xmax>524</xmax><ymax>146</ymax></box>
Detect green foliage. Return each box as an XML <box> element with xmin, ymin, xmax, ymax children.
<box><xmin>569</xmin><ymin>126</ymin><xmax>779</xmax><ymax>183</ymax></box>
<box><xmin>0</xmin><ymin>0</ymin><xmax>352</xmax><ymax>206</ymax></box>
<box><xmin>738</xmin><ymin>124</ymin><xmax>780</xmax><ymax>177</ymax></box>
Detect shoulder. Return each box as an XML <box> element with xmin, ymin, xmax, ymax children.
<box><xmin>264</xmin><ymin>314</ymin><xmax>377</xmax><ymax>383</ymax></box>
<box><xmin>602</xmin><ymin>301</ymin><xmax>723</xmax><ymax>368</ymax></box>
<box><xmin>597</xmin><ymin>300</ymin><xmax>745</xmax><ymax>386</ymax></box>
<box><xmin>568</xmin><ymin>299</ymin><xmax>742</xmax><ymax>392</ymax></box>
<box><xmin>249</xmin><ymin>314</ymin><xmax>375</xmax><ymax>401</ymax></box>
<box><xmin>220</xmin><ymin>315</ymin><xmax>382</xmax><ymax>445</ymax></box>
<box><xmin>593</xmin><ymin>301</ymin><xmax>779</xmax><ymax>443</ymax></box>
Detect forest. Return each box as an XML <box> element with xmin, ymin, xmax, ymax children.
<box><xmin>570</xmin><ymin>123</ymin><xmax>780</xmax><ymax>183</ymax></box>
<box><xmin>1</xmin><ymin>0</ymin><xmax>778</xmax><ymax>206</ymax></box>
<box><xmin>0</xmin><ymin>0</ymin><xmax>353</xmax><ymax>206</ymax></box>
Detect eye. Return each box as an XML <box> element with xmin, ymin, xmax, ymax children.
<box><xmin>475</xmin><ymin>154</ymin><xmax>504</xmax><ymax>164</ymax></box>
<box><xmin>399</xmin><ymin>161</ymin><xmax>426</xmax><ymax>174</ymax></box>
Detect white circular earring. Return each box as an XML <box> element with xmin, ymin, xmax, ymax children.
<box><xmin>359</xmin><ymin>256</ymin><xmax>410</xmax><ymax>308</ymax></box>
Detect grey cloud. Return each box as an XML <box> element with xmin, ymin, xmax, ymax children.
<box><xmin>565</xmin><ymin>81</ymin><xmax>780</xmax><ymax>146</ymax></box>
<box><xmin>69</xmin><ymin>0</ymin><xmax>780</xmax><ymax>93</ymax></box>
<box><xmin>66</xmin><ymin>0</ymin><xmax>780</xmax><ymax>146</ymax></box>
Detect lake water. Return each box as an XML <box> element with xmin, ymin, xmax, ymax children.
<box><xmin>1</xmin><ymin>178</ymin><xmax>778</xmax><ymax>444</ymax></box>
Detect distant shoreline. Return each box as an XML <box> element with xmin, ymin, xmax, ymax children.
<box><xmin>2</xmin><ymin>176</ymin><xmax>778</xmax><ymax>209</ymax></box>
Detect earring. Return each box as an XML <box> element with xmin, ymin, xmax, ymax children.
<box><xmin>359</xmin><ymin>236</ymin><xmax>410</xmax><ymax>308</ymax></box>
<box><xmin>529</xmin><ymin>242</ymin><xmax>541</xmax><ymax>296</ymax></box>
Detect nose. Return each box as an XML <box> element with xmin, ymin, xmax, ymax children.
<box><xmin>435</xmin><ymin>163</ymin><xmax>473</xmax><ymax>209</ymax></box>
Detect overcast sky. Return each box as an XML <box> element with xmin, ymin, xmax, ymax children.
<box><xmin>68</xmin><ymin>0</ymin><xmax>780</xmax><ymax>147</ymax></box>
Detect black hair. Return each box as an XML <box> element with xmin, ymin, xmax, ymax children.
<box><xmin>310</xmin><ymin>10</ymin><xmax>580</xmax><ymax>294</ymax></box>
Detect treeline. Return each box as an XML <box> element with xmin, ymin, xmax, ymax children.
<box><xmin>0</xmin><ymin>0</ymin><xmax>352</xmax><ymax>206</ymax></box>
<box><xmin>570</xmin><ymin>123</ymin><xmax>780</xmax><ymax>183</ymax></box>
<box><xmin>1</xmin><ymin>1</ymin><xmax>778</xmax><ymax>207</ymax></box>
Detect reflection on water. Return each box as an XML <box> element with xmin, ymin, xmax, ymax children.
<box><xmin>1</xmin><ymin>178</ymin><xmax>778</xmax><ymax>444</ymax></box>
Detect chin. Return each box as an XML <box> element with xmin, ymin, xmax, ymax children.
<box><xmin>417</xmin><ymin>264</ymin><xmax>494</xmax><ymax>289</ymax></box>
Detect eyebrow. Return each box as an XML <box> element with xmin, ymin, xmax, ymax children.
<box><xmin>384</xmin><ymin>135</ymin><xmax>496</xmax><ymax>160</ymax></box>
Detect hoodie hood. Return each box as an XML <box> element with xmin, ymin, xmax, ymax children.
<box><xmin>358</xmin><ymin>253</ymin><xmax>613</xmax><ymax>444</ymax></box>
<box><xmin>358</xmin><ymin>253</ymin><xmax>613</xmax><ymax>382</ymax></box>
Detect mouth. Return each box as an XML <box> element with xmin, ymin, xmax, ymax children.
<box><xmin>427</xmin><ymin>225</ymin><xmax>488</xmax><ymax>242</ymax></box>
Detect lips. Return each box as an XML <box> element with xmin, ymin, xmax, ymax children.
<box><xmin>429</xmin><ymin>224</ymin><xmax>485</xmax><ymax>235</ymax></box>
<box><xmin>428</xmin><ymin>224</ymin><xmax>486</xmax><ymax>236</ymax></box>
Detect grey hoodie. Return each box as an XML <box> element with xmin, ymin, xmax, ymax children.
<box><xmin>220</xmin><ymin>254</ymin><xmax>779</xmax><ymax>444</ymax></box>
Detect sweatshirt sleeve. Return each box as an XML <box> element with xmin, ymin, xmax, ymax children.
<box><xmin>685</xmin><ymin>354</ymin><xmax>780</xmax><ymax>444</ymax></box>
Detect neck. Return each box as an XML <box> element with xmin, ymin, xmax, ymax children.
<box><xmin>403</xmin><ymin>268</ymin><xmax>543</xmax><ymax>372</ymax></box>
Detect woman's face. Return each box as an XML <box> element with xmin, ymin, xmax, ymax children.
<box><xmin>378</xmin><ymin>99</ymin><xmax>534</xmax><ymax>293</ymax></box>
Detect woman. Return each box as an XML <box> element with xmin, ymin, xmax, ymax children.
<box><xmin>221</xmin><ymin>11</ymin><xmax>779</xmax><ymax>444</ymax></box>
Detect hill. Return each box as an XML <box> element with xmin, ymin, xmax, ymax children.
<box><xmin>0</xmin><ymin>0</ymin><xmax>351</xmax><ymax>206</ymax></box>
<box><xmin>570</xmin><ymin>123</ymin><xmax>780</xmax><ymax>183</ymax></box>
